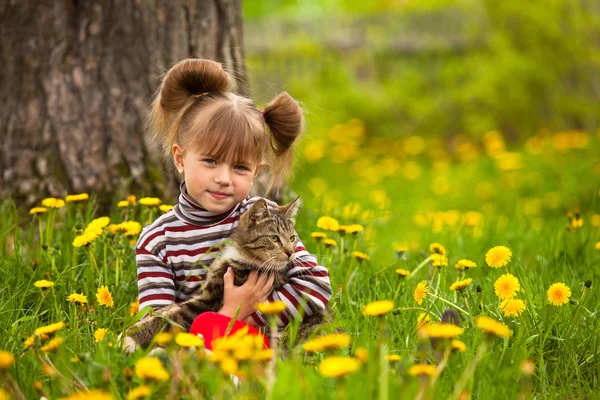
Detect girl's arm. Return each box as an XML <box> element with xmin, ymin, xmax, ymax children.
<box><xmin>136</xmin><ymin>241</ymin><xmax>176</xmax><ymax>312</ymax></box>
<box><xmin>248</xmin><ymin>238</ymin><xmax>332</xmax><ymax>328</ymax></box>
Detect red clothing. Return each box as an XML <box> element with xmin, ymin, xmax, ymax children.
<box><xmin>136</xmin><ymin>183</ymin><xmax>332</xmax><ymax>327</ymax></box>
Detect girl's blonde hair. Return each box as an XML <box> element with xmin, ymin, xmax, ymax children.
<box><xmin>147</xmin><ymin>59</ymin><xmax>303</xmax><ymax>192</ymax></box>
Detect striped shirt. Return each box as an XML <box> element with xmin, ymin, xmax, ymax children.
<box><xmin>136</xmin><ymin>183</ymin><xmax>332</xmax><ymax>328</ymax></box>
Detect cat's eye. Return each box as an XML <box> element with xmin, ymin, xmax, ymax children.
<box><xmin>290</xmin><ymin>235</ymin><xmax>297</xmax><ymax>242</ymax></box>
<box><xmin>269</xmin><ymin>235</ymin><xmax>280</xmax><ymax>242</ymax></box>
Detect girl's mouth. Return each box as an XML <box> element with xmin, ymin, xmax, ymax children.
<box><xmin>208</xmin><ymin>191</ymin><xmax>231</xmax><ymax>200</ymax></box>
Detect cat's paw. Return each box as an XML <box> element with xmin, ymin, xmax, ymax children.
<box><xmin>121</xmin><ymin>334</ymin><xmax>139</xmax><ymax>354</ymax></box>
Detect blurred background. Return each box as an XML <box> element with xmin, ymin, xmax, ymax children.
<box><xmin>242</xmin><ymin>0</ymin><xmax>600</xmax><ymax>256</ymax></box>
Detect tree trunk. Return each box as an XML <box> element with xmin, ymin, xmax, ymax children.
<box><xmin>0</xmin><ymin>0</ymin><xmax>248</xmax><ymax>207</ymax></box>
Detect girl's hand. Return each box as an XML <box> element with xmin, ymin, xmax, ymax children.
<box><xmin>218</xmin><ymin>268</ymin><xmax>275</xmax><ymax>321</ymax></box>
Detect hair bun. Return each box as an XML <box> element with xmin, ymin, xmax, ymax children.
<box><xmin>159</xmin><ymin>59</ymin><xmax>233</xmax><ymax>113</ymax></box>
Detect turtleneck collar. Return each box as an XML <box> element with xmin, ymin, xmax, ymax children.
<box><xmin>173</xmin><ymin>181</ymin><xmax>240</xmax><ymax>226</ymax></box>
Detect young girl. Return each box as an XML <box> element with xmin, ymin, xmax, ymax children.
<box><xmin>136</xmin><ymin>58</ymin><xmax>331</xmax><ymax>330</ymax></box>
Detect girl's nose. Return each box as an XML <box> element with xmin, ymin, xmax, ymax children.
<box><xmin>214</xmin><ymin>166</ymin><xmax>232</xmax><ymax>185</ymax></box>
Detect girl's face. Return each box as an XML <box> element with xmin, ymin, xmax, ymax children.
<box><xmin>173</xmin><ymin>144</ymin><xmax>263</xmax><ymax>213</ymax></box>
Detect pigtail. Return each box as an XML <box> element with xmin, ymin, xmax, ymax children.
<box><xmin>146</xmin><ymin>59</ymin><xmax>233</xmax><ymax>158</ymax></box>
<box><xmin>262</xmin><ymin>92</ymin><xmax>304</xmax><ymax>191</ymax></box>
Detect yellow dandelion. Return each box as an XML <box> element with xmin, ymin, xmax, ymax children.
<box><xmin>414</xmin><ymin>281</ymin><xmax>428</xmax><ymax>305</ymax></box>
<box><xmin>351</xmin><ymin>251</ymin><xmax>370</xmax><ymax>262</ymax></box>
<box><xmin>499</xmin><ymin>298</ymin><xmax>526</xmax><ymax>317</ymax></box>
<box><xmin>316</xmin><ymin>216</ymin><xmax>340</xmax><ymax>231</ymax></box>
<box><xmin>417</xmin><ymin>312</ymin><xmax>431</xmax><ymax>330</ymax></box>
<box><xmin>475</xmin><ymin>316</ymin><xmax>512</xmax><ymax>338</ymax></box>
<box><xmin>60</xmin><ymin>389</ymin><xmax>113</xmax><ymax>400</ymax></box>
<box><xmin>451</xmin><ymin>339</ymin><xmax>467</xmax><ymax>352</ymax></box>
<box><xmin>139</xmin><ymin>197</ymin><xmax>161</xmax><ymax>207</ymax></box>
<box><xmin>311</xmin><ymin>232</ymin><xmax>327</xmax><ymax>241</ymax></box>
<box><xmin>486</xmin><ymin>245</ymin><xmax>512</xmax><ymax>268</ymax></box>
<box><xmin>318</xmin><ymin>356</ymin><xmax>361</xmax><ymax>378</ymax></box>
<box><xmin>117</xmin><ymin>200</ymin><xmax>130</xmax><ymax>208</ymax></box>
<box><xmin>159</xmin><ymin>204</ymin><xmax>173</xmax><ymax>213</ymax></box>
<box><xmin>455</xmin><ymin>259</ymin><xmax>476</xmax><ymax>270</ymax></box>
<box><xmin>89</xmin><ymin>216</ymin><xmax>110</xmax><ymax>229</ymax></box>
<box><xmin>65</xmin><ymin>193</ymin><xmax>89</xmax><ymax>203</ymax></box>
<box><xmin>34</xmin><ymin>321</ymin><xmax>65</xmax><ymax>336</ymax></box>
<box><xmin>362</xmin><ymin>300</ymin><xmax>394</xmax><ymax>316</ymax></box>
<box><xmin>70</xmin><ymin>356</ymin><xmax>80</xmax><ymax>363</ymax></box>
<box><xmin>345</xmin><ymin>224</ymin><xmax>364</xmax><ymax>234</ymax></box>
<box><xmin>135</xmin><ymin>357</ymin><xmax>169</xmax><ymax>381</ymax></box>
<box><xmin>429</xmin><ymin>243</ymin><xmax>446</xmax><ymax>255</ymax></box>
<box><xmin>393</xmin><ymin>243</ymin><xmax>408</xmax><ymax>256</ymax></box>
<box><xmin>129</xmin><ymin>300</ymin><xmax>139</xmax><ymax>317</ymax></box>
<box><xmin>595</xmin><ymin>242</ymin><xmax>600</xmax><ymax>250</ymax></box>
<box><xmin>521</xmin><ymin>359</ymin><xmax>535</xmax><ymax>376</ymax></box>
<box><xmin>41</xmin><ymin>198</ymin><xmax>65</xmax><ymax>208</ymax></box>
<box><xmin>29</xmin><ymin>207</ymin><xmax>48</xmax><ymax>215</ymax></box>
<box><xmin>302</xmin><ymin>333</ymin><xmax>351</xmax><ymax>352</ymax></box>
<box><xmin>127</xmin><ymin>385</ymin><xmax>152</xmax><ymax>400</ymax></box>
<box><xmin>34</xmin><ymin>280</ymin><xmax>55</xmax><ymax>289</ymax></box>
<box><xmin>494</xmin><ymin>274</ymin><xmax>520</xmax><ymax>299</ymax></box>
<box><xmin>252</xmin><ymin>349</ymin><xmax>274</xmax><ymax>363</ymax></box>
<box><xmin>0</xmin><ymin>351</ymin><xmax>15</xmax><ymax>371</ymax></box>
<box><xmin>408</xmin><ymin>364</ymin><xmax>437</xmax><ymax>377</ymax></box>
<box><xmin>175</xmin><ymin>333</ymin><xmax>204</xmax><ymax>348</ymax></box>
<box><xmin>40</xmin><ymin>337</ymin><xmax>63</xmax><ymax>352</ymax></box>
<box><xmin>154</xmin><ymin>332</ymin><xmax>173</xmax><ymax>346</ymax></box>
<box><xmin>323</xmin><ymin>238</ymin><xmax>338</xmax><ymax>247</ymax></box>
<box><xmin>96</xmin><ymin>285</ymin><xmax>114</xmax><ymax>308</ymax></box>
<box><xmin>257</xmin><ymin>300</ymin><xmax>287</xmax><ymax>315</ymax></box>
<box><xmin>67</xmin><ymin>293</ymin><xmax>88</xmax><ymax>305</ymax></box>
<box><xmin>72</xmin><ymin>231</ymin><xmax>100</xmax><ymax>247</ymax></box>
<box><xmin>219</xmin><ymin>357</ymin><xmax>238</xmax><ymax>374</ymax></box>
<box><xmin>355</xmin><ymin>347</ymin><xmax>368</xmax><ymax>362</ymax></box>
<box><xmin>387</xmin><ymin>355</ymin><xmax>401</xmax><ymax>362</ymax></box>
<box><xmin>547</xmin><ymin>283</ymin><xmax>571</xmax><ymax>306</ymax></box>
<box><xmin>430</xmin><ymin>253</ymin><xmax>448</xmax><ymax>267</ymax></box>
<box><xmin>424</xmin><ymin>323</ymin><xmax>463</xmax><ymax>339</ymax></box>
<box><xmin>24</xmin><ymin>334</ymin><xmax>49</xmax><ymax>349</ymax></box>
<box><xmin>395</xmin><ymin>268</ymin><xmax>410</xmax><ymax>278</ymax></box>
<box><xmin>119</xmin><ymin>221</ymin><xmax>142</xmax><ymax>237</ymax></box>
<box><xmin>450</xmin><ymin>278</ymin><xmax>473</xmax><ymax>292</ymax></box>
<box><xmin>94</xmin><ymin>328</ymin><xmax>108</xmax><ymax>343</ymax></box>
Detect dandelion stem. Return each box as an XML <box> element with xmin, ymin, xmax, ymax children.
<box><xmin>427</xmin><ymin>293</ymin><xmax>470</xmax><ymax>317</ymax></box>
<box><xmin>452</xmin><ymin>340</ymin><xmax>489</xmax><ymax>399</ymax></box>
<box><xmin>411</xmin><ymin>256</ymin><xmax>432</xmax><ymax>278</ymax></box>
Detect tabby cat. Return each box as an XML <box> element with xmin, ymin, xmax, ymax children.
<box><xmin>122</xmin><ymin>198</ymin><xmax>326</xmax><ymax>353</ymax></box>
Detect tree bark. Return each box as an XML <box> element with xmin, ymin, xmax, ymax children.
<box><xmin>0</xmin><ymin>0</ymin><xmax>248</xmax><ymax>206</ymax></box>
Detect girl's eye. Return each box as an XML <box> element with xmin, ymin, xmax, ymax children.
<box><xmin>203</xmin><ymin>159</ymin><xmax>216</xmax><ymax>165</ymax></box>
<box><xmin>290</xmin><ymin>235</ymin><xmax>297</xmax><ymax>242</ymax></box>
<box><xmin>234</xmin><ymin>165</ymin><xmax>249</xmax><ymax>171</ymax></box>
<box><xmin>269</xmin><ymin>235</ymin><xmax>280</xmax><ymax>242</ymax></box>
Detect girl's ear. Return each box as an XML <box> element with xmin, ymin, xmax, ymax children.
<box><xmin>172</xmin><ymin>144</ymin><xmax>185</xmax><ymax>171</ymax></box>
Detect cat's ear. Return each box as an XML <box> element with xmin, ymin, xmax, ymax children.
<box><xmin>245</xmin><ymin>198</ymin><xmax>271</xmax><ymax>226</ymax></box>
<box><xmin>278</xmin><ymin>197</ymin><xmax>301</xmax><ymax>220</ymax></box>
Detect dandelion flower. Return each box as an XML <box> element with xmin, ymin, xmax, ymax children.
<box><xmin>355</xmin><ymin>347</ymin><xmax>368</xmax><ymax>362</ymax></box>
<box><xmin>395</xmin><ymin>269</ymin><xmax>410</xmax><ymax>278</ymax></box>
<box><xmin>311</xmin><ymin>232</ymin><xmax>327</xmax><ymax>241</ymax></box>
<box><xmin>520</xmin><ymin>360</ymin><xmax>535</xmax><ymax>376</ymax></box>
<box><xmin>393</xmin><ymin>243</ymin><xmax>408</xmax><ymax>256</ymax></box>
<box><xmin>450</xmin><ymin>278</ymin><xmax>473</xmax><ymax>292</ymax></box>
<box><xmin>494</xmin><ymin>274</ymin><xmax>520</xmax><ymax>299</ymax></box>
<box><xmin>486</xmin><ymin>245</ymin><xmax>512</xmax><ymax>268</ymax></box>
<box><xmin>0</xmin><ymin>351</ymin><xmax>15</xmax><ymax>371</ymax></box>
<box><xmin>416</xmin><ymin>312</ymin><xmax>431</xmax><ymax>330</ymax></box>
<box><xmin>429</xmin><ymin>243</ymin><xmax>446</xmax><ymax>255</ymax></box>
<box><xmin>430</xmin><ymin>253</ymin><xmax>448</xmax><ymax>267</ymax></box>
<box><xmin>475</xmin><ymin>316</ymin><xmax>512</xmax><ymax>338</ymax></box>
<box><xmin>40</xmin><ymin>337</ymin><xmax>63</xmax><ymax>352</ymax></box>
<box><xmin>89</xmin><ymin>217</ymin><xmax>110</xmax><ymax>229</ymax></box>
<box><xmin>414</xmin><ymin>281</ymin><xmax>428</xmax><ymax>305</ymax></box>
<box><xmin>387</xmin><ymin>355</ymin><xmax>401</xmax><ymax>362</ymax></box>
<box><xmin>318</xmin><ymin>356</ymin><xmax>361</xmax><ymax>378</ymax></box>
<box><xmin>257</xmin><ymin>301</ymin><xmax>287</xmax><ymax>315</ymax></box>
<box><xmin>351</xmin><ymin>251</ymin><xmax>370</xmax><ymax>262</ymax></box>
<box><xmin>154</xmin><ymin>333</ymin><xmax>173</xmax><ymax>346</ymax></box>
<box><xmin>67</xmin><ymin>293</ymin><xmax>88</xmax><ymax>305</ymax></box>
<box><xmin>24</xmin><ymin>333</ymin><xmax>49</xmax><ymax>349</ymax></box>
<box><xmin>408</xmin><ymin>364</ymin><xmax>437</xmax><ymax>377</ymax></box>
<box><xmin>118</xmin><ymin>221</ymin><xmax>142</xmax><ymax>237</ymax></box>
<box><xmin>139</xmin><ymin>197</ymin><xmax>161</xmax><ymax>207</ymax></box>
<box><xmin>323</xmin><ymin>238</ymin><xmax>338</xmax><ymax>248</ymax></box>
<box><xmin>94</xmin><ymin>328</ymin><xmax>108</xmax><ymax>343</ymax></box>
<box><xmin>159</xmin><ymin>205</ymin><xmax>173</xmax><ymax>213</ymax></box>
<box><xmin>34</xmin><ymin>280</ymin><xmax>55</xmax><ymax>289</ymax></box>
<box><xmin>424</xmin><ymin>323</ymin><xmax>463</xmax><ymax>339</ymax></box>
<box><xmin>362</xmin><ymin>300</ymin><xmax>394</xmax><ymax>316</ymax></box>
<box><xmin>117</xmin><ymin>200</ymin><xmax>130</xmax><ymax>208</ymax></box>
<box><xmin>41</xmin><ymin>198</ymin><xmax>65</xmax><ymax>208</ymax></box>
<box><xmin>60</xmin><ymin>390</ymin><xmax>113</xmax><ymax>400</ymax></box>
<box><xmin>316</xmin><ymin>216</ymin><xmax>340</xmax><ymax>231</ymax></box>
<box><xmin>547</xmin><ymin>283</ymin><xmax>571</xmax><ymax>306</ymax></box>
<box><xmin>455</xmin><ymin>259</ymin><xmax>476</xmax><ymax>270</ymax></box>
<box><xmin>135</xmin><ymin>357</ymin><xmax>169</xmax><ymax>381</ymax></box>
<box><xmin>96</xmin><ymin>285</ymin><xmax>114</xmax><ymax>308</ymax></box>
<box><xmin>129</xmin><ymin>300</ymin><xmax>139</xmax><ymax>317</ymax></box>
<box><xmin>252</xmin><ymin>349</ymin><xmax>273</xmax><ymax>363</ymax></box>
<box><xmin>345</xmin><ymin>224</ymin><xmax>364</xmax><ymax>234</ymax></box>
<box><xmin>29</xmin><ymin>207</ymin><xmax>48</xmax><ymax>215</ymax></box>
<box><xmin>303</xmin><ymin>334</ymin><xmax>351</xmax><ymax>352</ymax></box>
<box><xmin>127</xmin><ymin>386</ymin><xmax>152</xmax><ymax>400</ymax></box>
<box><xmin>595</xmin><ymin>242</ymin><xmax>600</xmax><ymax>250</ymax></box>
<box><xmin>175</xmin><ymin>333</ymin><xmax>204</xmax><ymax>348</ymax></box>
<box><xmin>65</xmin><ymin>193</ymin><xmax>89</xmax><ymax>203</ymax></box>
<box><xmin>499</xmin><ymin>298</ymin><xmax>526</xmax><ymax>317</ymax></box>
<box><xmin>34</xmin><ymin>321</ymin><xmax>65</xmax><ymax>336</ymax></box>
<box><xmin>72</xmin><ymin>231</ymin><xmax>100</xmax><ymax>247</ymax></box>
<box><xmin>451</xmin><ymin>339</ymin><xmax>467</xmax><ymax>352</ymax></box>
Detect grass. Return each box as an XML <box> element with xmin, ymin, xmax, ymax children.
<box><xmin>1</xmin><ymin>127</ymin><xmax>599</xmax><ymax>399</ymax></box>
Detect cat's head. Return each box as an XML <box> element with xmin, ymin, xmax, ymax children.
<box><xmin>233</xmin><ymin>198</ymin><xmax>301</xmax><ymax>272</ymax></box>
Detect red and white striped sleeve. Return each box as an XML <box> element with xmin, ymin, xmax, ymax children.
<box><xmin>250</xmin><ymin>238</ymin><xmax>332</xmax><ymax>328</ymax></box>
<box><xmin>136</xmin><ymin>225</ymin><xmax>176</xmax><ymax>312</ymax></box>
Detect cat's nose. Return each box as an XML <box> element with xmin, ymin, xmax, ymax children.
<box><xmin>285</xmin><ymin>248</ymin><xmax>294</xmax><ymax>258</ymax></box>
